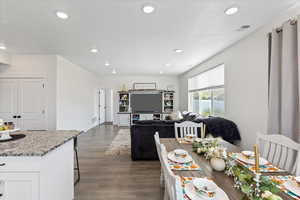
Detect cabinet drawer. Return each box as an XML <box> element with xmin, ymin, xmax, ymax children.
<box><xmin>0</xmin><ymin>157</ymin><xmax>41</xmax><ymax>172</ymax></box>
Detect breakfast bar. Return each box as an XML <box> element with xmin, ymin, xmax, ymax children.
<box><xmin>0</xmin><ymin>130</ymin><xmax>81</xmax><ymax>200</ymax></box>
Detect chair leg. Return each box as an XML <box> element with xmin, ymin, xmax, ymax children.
<box><xmin>74</xmin><ymin>137</ymin><xmax>80</xmax><ymax>185</ymax></box>
<box><xmin>160</xmin><ymin>169</ymin><xmax>164</xmax><ymax>187</ymax></box>
<box><xmin>164</xmin><ymin>187</ymin><xmax>169</xmax><ymax>200</ymax></box>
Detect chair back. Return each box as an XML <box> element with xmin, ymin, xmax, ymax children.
<box><xmin>154</xmin><ymin>132</ymin><xmax>162</xmax><ymax>162</ymax></box>
<box><xmin>256</xmin><ymin>133</ymin><xmax>300</xmax><ymax>175</ymax></box>
<box><xmin>160</xmin><ymin>144</ymin><xmax>182</xmax><ymax>200</ymax></box>
<box><xmin>174</xmin><ymin>121</ymin><xmax>203</xmax><ymax>139</ymax></box>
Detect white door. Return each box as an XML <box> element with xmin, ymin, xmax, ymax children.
<box><xmin>0</xmin><ymin>79</ymin><xmax>46</xmax><ymax>130</ymax></box>
<box><xmin>0</xmin><ymin>80</ymin><xmax>18</xmax><ymax>126</ymax></box>
<box><xmin>0</xmin><ymin>173</ymin><xmax>39</xmax><ymax>200</ymax></box>
<box><xmin>99</xmin><ymin>89</ymin><xmax>106</xmax><ymax>124</ymax></box>
<box><xmin>18</xmin><ymin>79</ymin><xmax>46</xmax><ymax>130</ymax></box>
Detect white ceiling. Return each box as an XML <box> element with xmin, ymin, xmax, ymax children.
<box><xmin>0</xmin><ymin>0</ymin><xmax>299</xmax><ymax>75</ymax></box>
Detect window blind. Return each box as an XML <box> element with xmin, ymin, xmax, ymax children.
<box><xmin>188</xmin><ymin>64</ymin><xmax>224</xmax><ymax>91</ymax></box>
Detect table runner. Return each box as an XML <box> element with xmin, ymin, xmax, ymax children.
<box><xmin>168</xmin><ymin>160</ymin><xmax>201</xmax><ymax>171</ymax></box>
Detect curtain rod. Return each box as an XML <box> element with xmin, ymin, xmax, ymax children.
<box><xmin>268</xmin><ymin>18</ymin><xmax>297</xmax><ymax>35</ymax></box>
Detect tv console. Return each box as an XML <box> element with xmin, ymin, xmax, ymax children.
<box><xmin>117</xmin><ymin>89</ymin><xmax>175</xmax><ymax>127</ymax></box>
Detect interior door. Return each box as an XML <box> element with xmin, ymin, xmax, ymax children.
<box><xmin>18</xmin><ymin>79</ymin><xmax>46</xmax><ymax>130</ymax></box>
<box><xmin>0</xmin><ymin>79</ymin><xmax>18</xmax><ymax>126</ymax></box>
<box><xmin>99</xmin><ymin>89</ymin><xmax>106</xmax><ymax>124</ymax></box>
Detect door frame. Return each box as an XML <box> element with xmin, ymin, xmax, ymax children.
<box><xmin>98</xmin><ymin>89</ymin><xmax>106</xmax><ymax>125</ymax></box>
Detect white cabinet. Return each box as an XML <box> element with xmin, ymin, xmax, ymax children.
<box><xmin>0</xmin><ymin>140</ymin><xmax>74</xmax><ymax>200</ymax></box>
<box><xmin>0</xmin><ymin>173</ymin><xmax>39</xmax><ymax>200</ymax></box>
<box><xmin>117</xmin><ymin>113</ymin><xmax>130</xmax><ymax>126</ymax></box>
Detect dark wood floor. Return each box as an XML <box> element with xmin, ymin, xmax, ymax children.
<box><xmin>74</xmin><ymin>125</ymin><xmax>164</xmax><ymax>200</ymax></box>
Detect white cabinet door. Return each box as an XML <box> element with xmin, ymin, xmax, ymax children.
<box><xmin>118</xmin><ymin>114</ymin><xmax>130</xmax><ymax>126</ymax></box>
<box><xmin>18</xmin><ymin>79</ymin><xmax>46</xmax><ymax>130</ymax></box>
<box><xmin>0</xmin><ymin>173</ymin><xmax>39</xmax><ymax>200</ymax></box>
<box><xmin>0</xmin><ymin>80</ymin><xmax>18</xmax><ymax>126</ymax></box>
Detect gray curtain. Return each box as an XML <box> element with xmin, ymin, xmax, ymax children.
<box><xmin>268</xmin><ymin>18</ymin><xmax>300</xmax><ymax>142</ymax></box>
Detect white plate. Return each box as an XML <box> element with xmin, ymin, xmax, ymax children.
<box><xmin>283</xmin><ymin>180</ymin><xmax>300</xmax><ymax>197</ymax></box>
<box><xmin>174</xmin><ymin>149</ymin><xmax>188</xmax><ymax>156</ymax></box>
<box><xmin>235</xmin><ymin>153</ymin><xmax>269</xmax><ymax>165</ymax></box>
<box><xmin>193</xmin><ymin>178</ymin><xmax>217</xmax><ymax>195</ymax></box>
<box><xmin>184</xmin><ymin>181</ymin><xmax>229</xmax><ymax>200</ymax></box>
<box><xmin>168</xmin><ymin>151</ymin><xmax>193</xmax><ymax>164</ymax></box>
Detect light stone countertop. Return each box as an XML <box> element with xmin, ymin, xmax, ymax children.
<box><xmin>0</xmin><ymin>130</ymin><xmax>82</xmax><ymax>157</ymax></box>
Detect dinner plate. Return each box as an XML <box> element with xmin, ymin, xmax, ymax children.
<box><xmin>184</xmin><ymin>181</ymin><xmax>229</xmax><ymax>200</ymax></box>
<box><xmin>235</xmin><ymin>153</ymin><xmax>269</xmax><ymax>165</ymax></box>
<box><xmin>283</xmin><ymin>180</ymin><xmax>300</xmax><ymax>197</ymax></box>
<box><xmin>168</xmin><ymin>151</ymin><xmax>193</xmax><ymax>164</ymax></box>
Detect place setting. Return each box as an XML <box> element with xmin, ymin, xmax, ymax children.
<box><xmin>267</xmin><ymin>176</ymin><xmax>300</xmax><ymax>199</ymax></box>
<box><xmin>228</xmin><ymin>150</ymin><xmax>286</xmax><ymax>174</ymax></box>
<box><xmin>167</xmin><ymin>149</ymin><xmax>201</xmax><ymax>171</ymax></box>
<box><xmin>180</xmin><ymin>176</ymin><xmax>229</xmax><ymax>200</ymax></box>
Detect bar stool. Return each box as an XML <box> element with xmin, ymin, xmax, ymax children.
<box><xmin>74</xmin><ymin>136</ymin><xmax>80</xmax><ymax>185</ymax></box>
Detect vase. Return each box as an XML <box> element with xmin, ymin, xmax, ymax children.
<box><xmin>210</xmin><ymin>157</ymin><xmax>226</xmax><ymax>171</ymax></box>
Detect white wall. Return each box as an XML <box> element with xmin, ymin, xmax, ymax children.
<box><xmin>56</xmin><ymin>56</ymin><xmax>101</xmax><ymax>131</ymax></box>
<box><xmin>98</xmin><ymin>75</ymin><xmax>179</xmax><ymax>124</ymax></box>
<box><xmin>179</xmin><ymin>5</ymin><xmax>300</xmax><ymax>149</ymax></box>
<box><xmin>0</xmin><ymin>54</ymin><xmax>57</xmax><ymax>130</ymax></box>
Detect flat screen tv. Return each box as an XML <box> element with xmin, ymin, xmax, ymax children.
<box><xmin>131</xmin><ymin>93</ymin><xmax>162</xmax><ymax>113</ymax></box>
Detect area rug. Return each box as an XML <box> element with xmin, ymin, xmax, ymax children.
<box><xmin>105</xmin><ymin>128</ymin><xmax>131</xmax><ymax>156</ymax></box>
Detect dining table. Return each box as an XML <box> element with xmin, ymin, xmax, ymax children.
<box><xmin>160</xmin><ymin>138</ymin><xmax>293</xmax><ymax>200</ymax></box>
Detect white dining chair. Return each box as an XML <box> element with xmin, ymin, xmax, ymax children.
<box><xmin>256</xmin><ymin>133</ymin><xmax>300</xmax><ymax>175</ymax></box>
<box><xmin>160</xmin><ymin>144</ymin><xmax>183</xmax><ymax>200</ymax></box>
<box><xmin>154</xmin><ymin>132</ymin><xmax>164</xmax><ymax>186</ymax></box>
<box><xmin>174</xmin><ymin>121</ymin><xmax>204</xmax><ymax>139</ymax></box>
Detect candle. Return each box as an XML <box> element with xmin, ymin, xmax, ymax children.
<box><xmin>254</xmin><ymin>145</ymin><xmax>260</xmax><ymax>173</ymax></box>
<box><xmin>201</xmin><ymin>124</ymin><xmax>206</xmax><ymax>138</ymax></box>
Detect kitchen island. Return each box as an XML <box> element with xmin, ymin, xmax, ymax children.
<box><xmin>0</xmin><ymin>130</ymin><xmax>81</xmax><ymax>200</ymax></box>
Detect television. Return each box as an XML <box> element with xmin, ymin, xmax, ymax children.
<box><xmin>130</xmin><ymin>93</ymin><xmax>162</xmax><ymax>113</ymax></box>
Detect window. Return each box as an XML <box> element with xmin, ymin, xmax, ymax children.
<box><xmin>188</xmin><ymin>64</ymin><xmax>225</xmax><ymax>116</ymax></box>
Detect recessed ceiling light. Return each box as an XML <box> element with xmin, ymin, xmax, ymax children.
<box><xmin>174</xmin><ymin>49</ymin><xmax>183</xmax><ymax>53</ymax></box>
<box><xmin>105</xmin><ymin>61</ymin><xmax>110</xmax><ymax>66</ymax></box>
<box><xmin>165</xmin><ymin>63</ymin><xmax>171</xmax><ymax>67</ymax></box>
<box><xmin>225</xmin><ymin>6</ymin><xmax>239</xmax><ymax>15</ymax></box>
<box><xmin>112</xmin><ymin>69</ymin><xmax>117</xmax><ymax>74</ymax></box>
<box><xmin>90</xmin><ymin>48</ymin><xmax>98</xmax><ymax>53</ymax></box>
<box><xmin>0</xmin><ymin>44</ymin><xmax>7</xmax><ymax>50</ymax></box>
<box><xmin>142</xmin><ymin>4</ymin><xmax>155</xmax><ymax>14</ymax></box>
<box><xmin>159</xmin><ymin>71</ymin><xmax>163</xmax><ymax>74</ymax></box>
<box><xmin>56</xmin><ymin>11</ymin><xmax>69</xmax><ymax>19</ymax></box>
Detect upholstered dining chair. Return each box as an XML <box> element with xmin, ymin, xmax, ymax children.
<box><xmin>174</xmin><ymin>121</ymin><xmax>204</xmax><ymax>139</ymax></box>
<box><xmin>154</xmin><ymin>132</ymin><xmax>164</xmax><ymax>186</ymax></box>
<box><xmin>256</xmin><ymin>133</ymin><xmax>300</xmax><ymax>175</ymax></box>
<box><xmin>160</xmin><ymin>144</ymin><xmax>183</xmax><ymax>200</ymax></box>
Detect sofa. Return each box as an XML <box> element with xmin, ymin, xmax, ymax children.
<box><xmin>130</xmin><ymin>113</ymin><xmax>241</xmax><ymax>161</ymax></box>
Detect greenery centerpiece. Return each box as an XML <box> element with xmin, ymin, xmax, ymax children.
<box><xmin>225</xmin><ymin>145</ymin><xmax>282</xmax><ymax>200</ymax></box>
<box><xmin>192</xmin><ymin>137</ymin><xmax>221</xmax><ymax>159</ymax></box>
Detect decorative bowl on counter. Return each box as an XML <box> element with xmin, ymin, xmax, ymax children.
<box><xmin>0</xmin><ymin>129</ymin><xmax>20</xmax><ymax>141</ymax></box>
